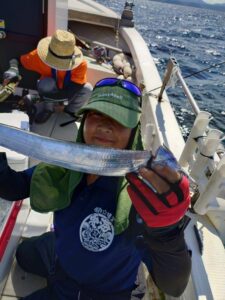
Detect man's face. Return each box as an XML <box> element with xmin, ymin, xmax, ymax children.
<box><xmin>83</xmin><ymin>111</ymin><xmax>132</xmax><ymax>149</ymax></box>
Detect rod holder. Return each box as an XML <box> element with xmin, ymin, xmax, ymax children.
<box><xmin>190</xmin><ymin>129</ymin><xmax>223</xmax><ymax>180</ymax></box>
<box><xmin>179</xmin><ymin>111</ymin><xmax>212</xmax><ymax>167</ymax></box>
<box><xmin>194</xmin><ymin>156</ymin><xmax>225</xmax><ymax>215</ymax></box>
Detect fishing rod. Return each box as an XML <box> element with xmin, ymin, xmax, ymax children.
<box><xmin>183</xmin><ymin>60</ymin><xmax>225</xmax><ymax>79</ymax></box>
<box><xmin>146</xmin><ymin>59</ymin><xmax>225</xmax><ymax>93</ymax></box>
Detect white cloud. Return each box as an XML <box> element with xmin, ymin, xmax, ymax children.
<box><xmin>203</xmin><ymin>0</ymin><xmax>225</xmax><ymax>4</ymax></box>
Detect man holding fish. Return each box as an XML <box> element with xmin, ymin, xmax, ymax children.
<box><xmin>0</xmin><ymin>78</ymin><xmax>191</xmax><ymax>300</ymax></box>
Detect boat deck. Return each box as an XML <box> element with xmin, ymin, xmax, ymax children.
<box><xmin>1</xmin><ymin>211</ymin><xmax>50</xmax><ymax>299</ymax></box>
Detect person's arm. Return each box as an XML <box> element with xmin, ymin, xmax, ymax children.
<box><xmin>141</xmin><ymin>216</ymin><xmax>191</xmax><ymax>297</ymax></box>
<box><xmin>126</xmin><ymin>165</ymin><xmax>191</xmax><ymax>297</ymax></box>
<box><xmin>3</xmin><ymin>49</ymin><xmax>46</xmax><ymax>86</ymax></box>
<box><xmin>2</xmin><ymin>59</ymin><xmax>21</xmax><ymax>86</ymax></box>
<box><xmin>0</xmin><ymin>152</ymin><xmax>33</xmax><ymax>201</ymax></box>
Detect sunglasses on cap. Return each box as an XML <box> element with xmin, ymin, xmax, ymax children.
<box><xmin>95</xmin><ymin>78</ymin><xmax>142</xmax><ymax>97</ymax></box>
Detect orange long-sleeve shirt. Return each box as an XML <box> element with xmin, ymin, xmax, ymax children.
<box><xmin>20</xmin><ymin>49</ymin><xmax>87</xmax><ymax>89</ymax></box>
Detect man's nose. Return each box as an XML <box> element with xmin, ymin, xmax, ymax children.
<box><xmin>98</xmin><ymin>120</ymin><xmax>113</xmax><ymax>132</ymax></box>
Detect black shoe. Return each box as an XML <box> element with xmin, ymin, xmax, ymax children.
<box><xmin>35</xmin><ymin>110</ymin><xmax>53</xmax><ymax>124</ymax></box>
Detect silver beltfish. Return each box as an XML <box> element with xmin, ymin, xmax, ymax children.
<box><xmin>0</xmin><ymin>123</ymin><xmax>151</xmax><ymax>176</ymax></box>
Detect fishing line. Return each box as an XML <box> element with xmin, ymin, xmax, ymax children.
<box><xmin>146</xmin><ymin>59</ymin><xmax>225</xmax><ymax>93</ymax></box>
<box><xmin>183</xmin><ymin>60</ymin><xmax>225</xmax><ymax>79</ymax></box>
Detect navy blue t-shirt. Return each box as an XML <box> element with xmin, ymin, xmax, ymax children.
<box><xmin>54</xmin><ymin>175</ymin><xmax>142</xmax><ymax>293</ymax></box>
<box><xmin>0</xmin><ymin>166</ymin><xmax>145</xmax><ymax>295</ymax></box>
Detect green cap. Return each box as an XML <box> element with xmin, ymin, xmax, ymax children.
<box><xmin>77</xmin><ymin>86</ymin><xmax>141</xmax><ymax>128</ymax></box>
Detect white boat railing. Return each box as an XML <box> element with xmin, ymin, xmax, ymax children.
<box><xmin>159</xmin><ymin>58</ymin><xmax>225</xmax><ymax>243</ymax></box>
<box><xmin>158</xmin><ymin>57</ymin><xmax>201</xmax><ymax>115</ymax></box>
<box><xmin>175</xmin><ymin>70</ymin><xmax>200</xmax><ymax>115</ymax></box>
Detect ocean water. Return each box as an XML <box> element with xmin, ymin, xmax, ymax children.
<box><xmin>96</xmin><ymin>0</ymin><xmax>225</xmax><ymax>142</ymax></box>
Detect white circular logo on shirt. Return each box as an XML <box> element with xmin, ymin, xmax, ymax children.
<box><xmin>79</xmin><ymin>213</ymin><xmax>114</xmax><ymax>252</ymax></box>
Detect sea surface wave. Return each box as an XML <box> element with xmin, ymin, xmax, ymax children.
<box><xmin>97</xmin><ymin>0</ymin><xmax>225</xmax><ymax>142</ymax></box>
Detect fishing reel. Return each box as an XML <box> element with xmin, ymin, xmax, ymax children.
<box><xmin>0</xmin><ymin>59</ymin><xmax>22</xmax><ymax>103</ymax></box>
<box><xmin>0</xmin><ymin>81</ymin><xmax>20</xmax><ymax>103</ymax></box>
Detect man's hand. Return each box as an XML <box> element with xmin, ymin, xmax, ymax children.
<box><xmin>3</xmin><ymin>59</ymin><xmax>20</xmax><ymax>85</ymax></box>
<box><xmin>126</xmin><ymin>165</ymin><xmax>190</xmax><ymax>228</ymax></box>
<box><xmin>139</xmin><ymin>165</ymin><xmax>181</xmax><ymax>194</ymax></box>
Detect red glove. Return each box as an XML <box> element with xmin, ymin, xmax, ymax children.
<box><xmin>126</xmin><ymin>170</ymin><xmax>190</xmax><ymax>228</ymax></box>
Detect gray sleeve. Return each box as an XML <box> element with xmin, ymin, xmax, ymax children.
<box><xmin>142</xmin><ymin>216</ymin><xmax>191</xmax><ymax>297</ymax></box>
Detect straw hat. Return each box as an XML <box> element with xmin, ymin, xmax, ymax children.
<box><xmin>37</xmin><ymin>29</ymin><xmax>83</xmax><ymax>70</ymax></box>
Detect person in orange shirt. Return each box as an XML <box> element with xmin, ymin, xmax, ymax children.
<box><xmin>3</xmin><ymin>29</ymin><xmax>92</xmax><ymax>123</ymax></box>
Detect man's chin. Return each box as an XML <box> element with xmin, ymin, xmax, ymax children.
<box><xmin>93</xmin><ymin>138</ymin><xmax>115</xmax><ymax>148</ymax></box>
<box><xmin>95</xmin><ymin>142</ymin><xmax>114</xmax><ymax>148</ymax></box>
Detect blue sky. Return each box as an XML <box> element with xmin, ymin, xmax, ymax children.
<box><xmin>203</xmin><ymin>0</ymin><xmax>225</xmax><ymax>3</ymax></box>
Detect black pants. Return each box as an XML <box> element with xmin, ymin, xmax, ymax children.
<box><xmin>16</xmin><ymin>229</ymin><xmax>191</xmax><ymax>299</ymax></box>
<box><xmin>16</xmin><ymin>232</ymin><xmax>142</xmax><ymax>300</ymax></box>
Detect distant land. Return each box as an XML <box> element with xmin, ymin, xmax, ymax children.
<box><xmin>152</xmin><ymin>0</ymin><xmax>225</xmax><ymax>11</ymax></box>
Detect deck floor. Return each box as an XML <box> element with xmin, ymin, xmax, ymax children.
<box><xmin>2</xmin><ymin>259</ymin><xmax>46</xmax><ymax>299</ymax></box>
<box><xmin>1</xmin><ymin>209</ymin><xmax>52</xmax><ymax>299</ymax></box>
